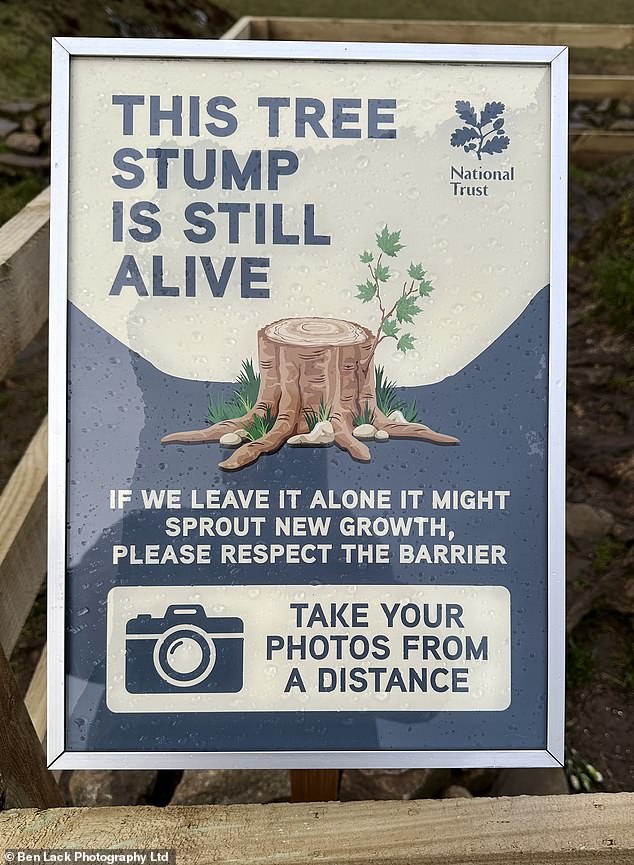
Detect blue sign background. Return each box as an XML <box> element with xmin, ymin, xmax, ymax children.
<box><xmin>65</xmin><ymin>286</ymin><xmax>549</xmax><ymax>753</ymax></box>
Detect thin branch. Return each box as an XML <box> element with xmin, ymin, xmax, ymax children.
<box><xmin>368</xmin><ymin>253</ymin><xmax>386</xmax><ymax>318</ymax></box>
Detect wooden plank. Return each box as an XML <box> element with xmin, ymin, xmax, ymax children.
<box><xmin>0</xmin><ymin>643</ymin><xmax>64</xmax><ymax>809</ymax></box>
<box><xmin>569</xmin><ymin>74</ymin><xmax>634</xmax><ymax>101</ymax></box>
<box><xmin>290</xmin><ymin>769</ymin><xmax>340</xmax><ymax>802</ymax></box>
<box><xmin>262</xmin><ymin>17</ymin><xmax>634</xmax><ymax>49</ymax></box>
<box><xmin>570</xmin><ymin>131</ymin><xmax>634</xmax><ymax>165</ymax></box>
<box><xmin>223</xmin><ymin>22</ymin><xmax>634</xmax><ymax>103</ymax></box>
<box><xmin>1</xmin><ymin>794</ymin><xmax>633</xmax><ymax>862</ymax></box>
<box><xmin>0</xmin><ymin>187</ymin><xmax>50</xmax><ymax>380</ymax></box>
<box><xmin>25</xmin><ymin>645</ymin><xmax>47</xmax><ymax>743</ymax></box>
<box><xmin>240</xmin><ymin>16</ymin><xmax>270</xmax><ymax>39</ymax></box>
<box><xmin>0</xmin><ymin>418</ymin><xmax>48</xmax><ymax>656</ymax></box>
<box><xmin>220</xmin><ymin>16</ymin><xmax>253</xmax><ymax>40</ymax></box>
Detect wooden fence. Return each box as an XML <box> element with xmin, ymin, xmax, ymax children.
<box><xmin>223</xmin><ymin>16</ymin><xmax>634</xmax><ymax>165</ymax></box>
<box><xmin>2</xmin><ymin>794</ymin><xmax>634</xmax><ymax>863</ymax></box>
<box><xmin>0</xmin><ymin>17</ymin><xmax>633</xmax><ymax>862</ymax></box>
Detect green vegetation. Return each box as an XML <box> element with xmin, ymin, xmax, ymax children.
<box><xmin>567</xmin><ymin>637</ymin><xmax>595</xmax><ymax>691</ymax></box>
<box><xmin>353</xmin><ymin>401</ymin><xmax>375</xmax><ymax>428</ymax></box>
<box><xmin>565</xmin><ymin>747</ymin><xmax>603</xmax><ymax>793</ymax></box>
<box><xmin>0</xmin><ymin>174</ymin><xmax>47</xmax><ymax>226</ymax></box>
<box><xmin>592</xmin><ymin>254</ymin><xmax>634</xmax><ymax>334</ymax></box>
<box><xmin>581</xmin><ymin>187</ymin><xmax>634</xmax><ymax>334</ymax></box>
<box><xmin>233</xmin><ymin>358</ymin><xmax>260</xmax><ymax>408</ymax></box>
<box><xmin>607</xmin><ymin>375</ymin><xmax>634</xmax><ymax>394</ymax></box>
<box><xmin>206</xmin><ymin>358</ymin><xmax>260</xmax><ymax>424</ymax></box>
<box><xmin>303</xmin><ymin>398</ymin><xmax>332</xmax><ymax>431</ymax></box>
<box><xmin>219</xmin><ymin>0</ymin><xmax>634</xmax><ymax>25</ymax></box>
<box><xmin>593</xmin><ymin>537</ymin><xmax>626</xmax><ymax>575</ymax></box>
<box><xmin>243</xmin><ymin>405</ymin><xmax>276</xmax><ymax>441</ymax></box>
<box><xmin>0</xmin><ymin>0</ymin><xmax>231</xmax><ymax>101</ymax></box>
<box><xmin>375</xmin><ymin>365</ymin><xmax>418</xmax><ymax>422</ymax></box>
<box><xmin>206</xmin><ymin>394</ymin><xmax>244</xmax><ymax>425</ymax></box>
<box><xmin>357</xmin><ymin>226</ymin><xmax>436</xmax><ymax>359</ymax></box>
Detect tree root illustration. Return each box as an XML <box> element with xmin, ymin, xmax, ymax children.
<box><xmin>162</xmin><ymin>316</ymin><xmax>459</xmax><ymax>472</ymax></box>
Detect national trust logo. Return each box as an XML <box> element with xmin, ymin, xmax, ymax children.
<box><xmin>450</xmin><ymin>100</ymin><xmax>510</xmax><ymax>160</ymax></box>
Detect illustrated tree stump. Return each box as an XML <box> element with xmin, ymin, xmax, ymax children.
<box><xmin>162</xmin><ymin>317</ymin><xmax>459</xmax><ymax>471</ymax></box>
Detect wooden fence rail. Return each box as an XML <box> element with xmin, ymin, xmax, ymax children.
<box><xmin>2</xmin><ymin>794</ymin><xmax>634</xmax><ymax>863</ymax></box>
<box><xmin>226</xmin><ymin>16</ymin><xmax>634</xmax><ymax>166</ymax></box>
<box><xmin>234</xmin><ymin>16</ymin><xmax>634</xmax><ymax>48</ymax></box>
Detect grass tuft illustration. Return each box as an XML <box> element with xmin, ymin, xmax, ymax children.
<box><xmin>352</xmin><ymin>401</ymin><xmax>375</xmax><ymax>428</ymax></box>
<box><xmin>207</xmin><ymin>359</ymin><xmax>260</xmax><ymax>424</ymax></box>
<box><xmin>243</xmin><ymin>405</ymin><xmax>276</xmax><ymax>441</ymax></box>
<box><xmin>375</xmin><ymin>365</ymin><xmax>418</xmax><ymax>422</ymax></box>
<box><xmin>303</xmin><ymin>398</ymin><xmax>332</xmax><ymax>431</ymax></box>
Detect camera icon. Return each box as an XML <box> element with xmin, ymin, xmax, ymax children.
<box><xmin>124</xmin><ymin>604</ymin><xmax>244</xmax><ymax>694</ymax></box>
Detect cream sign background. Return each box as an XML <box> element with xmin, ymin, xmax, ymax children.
<box><xmin>68</xmin><ymin>57</ymin><xmax>550</xmax><ymax>386</ymax></box>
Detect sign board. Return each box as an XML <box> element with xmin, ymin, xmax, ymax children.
<box><xmin>48</xmin><ymin>38</ymin><xmax>567</xmax><ymax>769</ymax></box>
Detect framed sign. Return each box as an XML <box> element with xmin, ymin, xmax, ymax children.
<box><xmin>48</xmin><ymin>38</ymin><xmax>567</xmax><ymax>769</ymax></box>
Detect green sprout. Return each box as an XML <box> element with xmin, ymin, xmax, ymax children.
<box><xmin>356</xmin><ymin>226</ymin><xmax>435</xmax><ymax>365</ymax></box>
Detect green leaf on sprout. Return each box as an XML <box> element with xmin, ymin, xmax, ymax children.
<box><xmin>418</xmin><ymin>279</ymin><xmax>434</xmax><ymax>297</ymax></box>
<box><xmin>375</xmin><ymin>225</ymin><xmax>404</xmax><ymax>257</ymax></box>
<box><xmin>396</xmin><ymin>295</ymin><xmax>421</xmax><ymax>323</ymax></box>
<box><xmin>375</xmin><ymin>263</ymin><xmax>390</xmax><ymax>282</ymax></box>
<box><xmin>397</xmin><ymin>333</ymin><xmax>415</xmax><ymax>353</ymax></box>
<box><xmin>407</xmin><ymin>262</ymin><xmax>426</xmax><ymax>281</ymax></box>
<box><xmin>381</xmin><ymin>319</ymin><xmax>399</xmax><ymax>337</ymax></box>
<box><xmin>356</xmin><ymin>281</ymin><xmax>376</xmax><ymax>302</ymax></box>
<box><xmin>359</xmin><ymin>250</ymin><xmax>373</xmax><ymax>263</ymax></box>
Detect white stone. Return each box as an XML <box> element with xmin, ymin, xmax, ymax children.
<box><xmin>288</xmin><ymin>420</ymin><xmax>335</xmax><ymax>447</ymax></box>
<box><xmin>219</xmin><ymin>432</ymin><xmax>242</xmax><ymax>447</ymax></box>
<box><xmin>375</xmin><ymin>429</ymin><xmax>389</xmax><ymax>441</ymax></box>
<box><xmin>388</xmin><ymin>410</ymin><xmax>407</xmax><ymax>423</ymax></box>
<box><xmin>236</xmin><ymin>428</ymin><xmax>250</xmax><ymax>440</ymax></box>
<box><xmin>353</xmin><ymin>423</ymin><xmax>376</xmax><ymax>439</ymax></box>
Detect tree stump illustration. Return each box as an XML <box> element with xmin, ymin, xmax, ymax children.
<box><xmin>161</xmin><ymin>316</ymin><xmax>459</xmax><ymax>472</ymax></box>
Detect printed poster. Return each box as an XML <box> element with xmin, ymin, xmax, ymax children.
<box><xmin>52</xmin><ymin>47</ymin><xmax>563</xmax><ymax>764</ymax></box>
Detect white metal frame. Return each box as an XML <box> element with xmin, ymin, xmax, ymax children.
<box><xmin>48</xmin><ymin>37</ymin><xmax>568</xmax><ymax>770</ymax></box>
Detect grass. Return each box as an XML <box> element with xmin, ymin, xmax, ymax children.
<box><xmin>243</xmin><ymin>405</ymin><xmax>276</xmax><ymax>441</ymax></box>
<box><xmin>592</xmin><ymin>254</ymin><xmax>634</xmax><ymax>334</ymax></box>
<box><xmin>303</xmin><ymin>398</ymin><xmax>332</xmax><ymax>431</ymax></box>
<box><xmin>207</xmin><ymin>359</ymin><xmax>260</xmax><ymax>424</ymax></box>
<box><xmin>0</xmin><ymin>174</ymin><xmax>47</xmax><ymax>227</ymax></box>
<box><xmin>375</xmin><ymin>365</ymin><xmax>418</xmax><ymax>422</ymax></box>
<box><xmin>566</xmin><ymin>637</ymin><xmax>595</xmax><ymax>691</ymax></box>
<box><xmin>593</xmin><ymin>537</ymin><xmax>626</xmax><ymax>575</ymax></box>
<box><xmin>607</xmin><ymin>375</ymin><xmax>634</xmax><ymax>394</ymax></box>
<box><xmin>234</xmin><ymin>358</ymin><xmax>260</xmax><ymax>411</ymax></box>
<box><xmin>206</xmin><ymin>394</ymin><xmax>245</xmax><ymax>425</ymax></box>
<box><xmin>219</xmin><ymin>0</ymin><xmax>634</xmax><ymax>25</ymax></box>
<box><xmin>353</xmin><ymin>401</ymin><xmax>375</xmax><ymax>428</ymax></box>
<box><xmin>582</xmin><ymin>186</ymin><xmax>634</xmax><ymax>334</ymax></box>
<box><xmin>0</xmin><ymin>0</ymin><xmax>232</xmax><ymax>102</ymax></box>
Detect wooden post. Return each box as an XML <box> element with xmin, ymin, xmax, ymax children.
<box><xmin>290</xmin><ymin>769</ymin><xmax>340</xmax><ymax>802</ymax></box>
<box><xmin>0</xmin><ymin>643</ymin><xmax>64</xmax><ymax>808</ymax></box>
